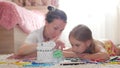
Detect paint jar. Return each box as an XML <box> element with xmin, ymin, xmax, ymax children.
<box><xmin>37</xmin><ymin>41</ymin><xmax>63</xmax><ymax>64</ymax></box>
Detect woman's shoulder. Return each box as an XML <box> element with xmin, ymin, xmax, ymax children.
<box><xmin>30</xmin><ymin>26</ymin><xmax>44</xmax><ymax>35</ymax></box>
<box><xmin>28</xmin><ymin>29</ymin><xmax>40</xmax><ymax>35</ymax></box>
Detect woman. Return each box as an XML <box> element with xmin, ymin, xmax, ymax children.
<box><xmin>8</xmin><ymin>6</ymin><xmax>67</xmax><ymax>59</ymax></box>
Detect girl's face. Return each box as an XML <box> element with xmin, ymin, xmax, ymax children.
<box><xmin>45</xmin><ymin>19</ymin><xmax>66</xmax><ymax>40</ymax></box>
<box><xmin>69</xmin><ymin>36</ymin><xmax>91</xmax><ymax>54</ymax></box>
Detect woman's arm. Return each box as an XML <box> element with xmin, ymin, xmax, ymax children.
<box><xmin>16</xmin><ymin>43</ymin><xmax>37</xmax><ymax>56</ymax></box>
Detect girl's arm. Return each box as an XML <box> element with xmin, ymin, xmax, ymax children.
<box><xmin>78</xmin><ymin>41</ymin><xmax>110</xmax><ymax>61</ymax></box>
<box><xmin>78</xmin><ymin>52</ymin><xmax>109</xmax><ymax>61</ymax></box>
<box><xmin>63</xmin><ymin>48</ymin><xmax>79</xmax><ymax>58</ymax></box>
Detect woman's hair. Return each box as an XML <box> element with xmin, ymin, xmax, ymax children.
<box><xmin>69</xmin><ymin>24</ymin><xmax>95</xmax><ymax>54</ymax></box>
<box><xmin>45</xmin><ymin>6</ymin><xmax>67</xmax><ymax>23</ymax></box>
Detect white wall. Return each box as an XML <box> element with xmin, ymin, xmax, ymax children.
<box><xmin>59</xmin><ymin>0</ymin><xmax>120</xmax><ymax>47</ymax></box>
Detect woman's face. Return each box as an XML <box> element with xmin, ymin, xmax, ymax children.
<box><xmin>69</xmin><ymin>36</ymin><xmax>91</xmax><ymax>54</ymax></box>
<box><xmin>45</xmin><ymin>19</ymin><xmax>66</xmax><ymax>40</ymax></box>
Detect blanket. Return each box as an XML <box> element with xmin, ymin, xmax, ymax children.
<box><xmin>0</xmin><ymin>1</ymin><xmax>45</xmax><ymax>34</ymax></box>
<box><xmin>0</xmin><ymin>1</ymin><xmax>21</xmax><ymax>30</ymax></box>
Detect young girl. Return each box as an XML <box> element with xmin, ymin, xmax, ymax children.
<box><xmin>63</xmin><ymin>24</ymin><xmax>120</xmax><ymax>61</ymax></box>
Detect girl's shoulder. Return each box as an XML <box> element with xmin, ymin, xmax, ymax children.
<box><xmin>94</xmin><ymin>39</ymin><xmax>105</xmax><ymax>47</ymax></box>
<box><xmin>93</xmin><ymin>39</ymin><xmax>108</xmax><ymax>53</ymax></box>
<box><xmin>94</xmin><ymin>40</ymin><xmax>105</xmax><ymax>48</ymax></box>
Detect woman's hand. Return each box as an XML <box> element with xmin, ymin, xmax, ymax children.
<box><xmin>55</xmin><ymin>40</ymin><xmax>65</xmax><ymax>50</ymax></box>
<box><xmin>51</xmin><ymin>36</ymin><xmax>65</xmax><ymax>50</ymax></box>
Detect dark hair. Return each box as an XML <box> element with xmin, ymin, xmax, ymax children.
<box><xmin>45</xmin><ymin>6</ymin><xmax>67</xmax><ymax>23</ymax></box>
<box><xmin>69</xmin><ymin>24</ymin><xmax>95</xmax><ymax>54</ymax></box>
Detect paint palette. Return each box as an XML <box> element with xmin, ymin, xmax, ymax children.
<box><xmin>60</xmin><ymin>58</ymin><xmax>87</xmax><ymax>65</ymax></box>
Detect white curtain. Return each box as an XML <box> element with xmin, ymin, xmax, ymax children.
<box><xmin>59</xmin><ymin>0</ymin><xmax>120</xmax><ymax>47</ymax></box>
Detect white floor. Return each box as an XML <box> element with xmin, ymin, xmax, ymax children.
<box><xmin>0</xmin><ymin>54</ymin><xmax>120</xmax><ymax>68</ymax></box>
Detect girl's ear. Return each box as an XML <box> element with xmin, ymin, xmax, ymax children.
<box><xmin>86</xmin><ymin>40</ymin><xmax>91</xmax><ymax>47</ymax></box>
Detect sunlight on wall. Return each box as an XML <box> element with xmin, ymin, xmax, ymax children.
<box><xmin>59</xmin><ymin>0</ymin><xmax>120</xmax><ymax>47</ymax></box>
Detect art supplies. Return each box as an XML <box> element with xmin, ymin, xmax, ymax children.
<box><xmin>37</xmin><ymin>41</ymin><xmax>63</xmax><ymax>63</ymax></box>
